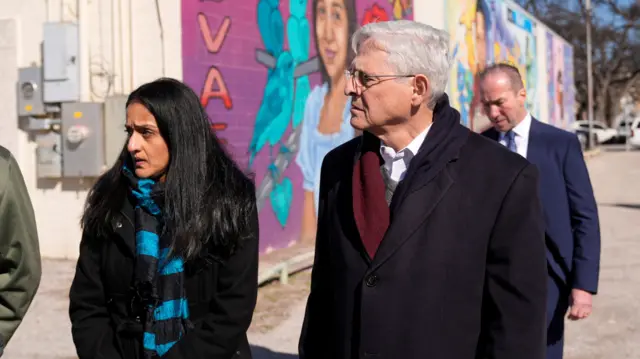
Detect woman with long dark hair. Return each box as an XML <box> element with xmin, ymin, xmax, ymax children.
<box><xmin>69</xmin><ymin>78</ymin><xmax>259</xmax><ymax>359</ymax></box>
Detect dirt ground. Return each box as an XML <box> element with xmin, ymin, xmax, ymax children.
<box><xmin>249</xmin><ymin>270</ymin><xmax>311</xmax><ymax>335</ymax></box>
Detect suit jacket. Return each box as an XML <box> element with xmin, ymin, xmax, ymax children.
<box><xmin>299</xmin><ymin>116</ymin><xmax>548</xmax><ymax>359</ymax></box>
<box><xmin>483</xmin><ymin>119</ymin><xmax>600</xmax><ymax>293</ymax></box>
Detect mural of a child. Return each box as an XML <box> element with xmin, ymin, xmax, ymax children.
<box><xmin>296</xmin><ymin>0</ymin><xmax>358</xmax><ymax>242</ymax></box>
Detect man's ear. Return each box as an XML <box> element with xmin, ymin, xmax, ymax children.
<box><xmin>412</xmin><ymin>74</ymin><xmax>430</xmax><ymax>106</ymax></box>
<box><xmin>517</xmin><ymin>87</ymin><xmax>527</xmax><ymax>105</ymax></box>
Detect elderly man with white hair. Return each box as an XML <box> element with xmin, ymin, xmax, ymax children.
<box><xmin>298</xmin><ymin>20</ymin><xmax>548</xmax><ymax>359</ymax></box>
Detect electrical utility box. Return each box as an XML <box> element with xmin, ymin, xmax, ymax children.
<box><xmin>35</xmin><ymin>132</ymin><xmax>62</xmax><ymax>178</ymax></box>
<box><xmin>103</xmin><ymin>95</ymin><xmax>129</xmax><ymax>167</ymax></box>
<box><xmin>42</xmin><ymin>22</ymin><xmax>80</xmax><ymax>103</ymax></box>
<box><xmin>17</xmin><ymin>66</ymin><xmax>46</xmax><ymax>116</ymax></box>
<box><xmin>61</xmin><ymin>102</ymin><xmax>104</xmax><ymax>177</ymax></box>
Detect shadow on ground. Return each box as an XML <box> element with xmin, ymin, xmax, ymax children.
<box><xmin>601</xmin><ymin>145</ymin><xmax>628</xmax><ymax>152</ymax></box>
<box><xmin>600</xmin><ymin>202</ymin><xmax>640</xmax><ymax>210</ymax></box>
<box><xmin>251</xmin><ymin>345</ymin><xmax>298</xmax><ymax>359</ymax></box>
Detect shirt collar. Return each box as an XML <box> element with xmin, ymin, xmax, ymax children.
<box><xmin>500</xmin><ymin>113</ymin><xmax>532</xmax><ymax>139</ymax></box>
<box><xmin>380</xmin><ymin>123</ymin><xmax>432</xmax><ymax>160</ymax></box>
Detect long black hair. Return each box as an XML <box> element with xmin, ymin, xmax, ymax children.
<box><xmin>81</xmin><ymin>78</ymin><xmax>256</xmax><ymax>260</ymax></box>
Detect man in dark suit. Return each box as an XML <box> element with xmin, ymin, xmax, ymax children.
<box><xmin>298</xmin><ymin>20</ymin><xmax>548</xmax><ymax>359</ymax></box>
<box><xmin>479</xmin><ymin>63</ymin><xmax>601</xmax><ymax>359</ymax></box>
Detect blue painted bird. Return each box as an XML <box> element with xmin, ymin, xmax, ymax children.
<box><xmin>287</xmin><ymin>0</ymin><xmax>311</xmax><ymax>129</ymax></box>
<box><xmin>250</xmin><ymin>0</ymin><xmax>295</xmax><ymax>166</ymax></box>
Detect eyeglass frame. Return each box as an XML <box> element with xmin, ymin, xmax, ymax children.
<box><xmin>344</xmin><ymin>69</ymin><xmax>415</xmax><ymax>90</ymax></box>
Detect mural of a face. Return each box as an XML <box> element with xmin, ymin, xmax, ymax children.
<box><xmin>315</xmin><ymin>0</ymin><xmax>350</xmax><ymax>81</ymax></box>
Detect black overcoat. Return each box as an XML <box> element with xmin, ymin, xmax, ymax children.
<box><xmin>299</xmin><ymin>108</ymin><xmax>548</xmax><ymax>359</ymax></box>
<box><xmin>69</xmin><ymin>196</ymin><xmax>259</xmax><ymax>359</ymax></box>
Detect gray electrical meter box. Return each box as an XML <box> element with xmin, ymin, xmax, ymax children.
<box><xmin>43</xmin><ymin>22</ymin><xmax>80</xmax><ymax>103</ymax></box>
<box><xmin>35</xmin><ymin>132</ymin><xmax>62</xmax><ymax>178</ymax></box>
<box><xmin>104</xmin><ymin>95</ymin><xmax>129</xmax><ymax>167</ymax></box>
<box><xmin>61</xmin><ymin>102</ymin><xmax>105</xmax><ymax>177</ymax></box>
<box><xmin>17</xmin><ymin>66</ymin><xmax>46</xmax><ymax>116</ymax></box>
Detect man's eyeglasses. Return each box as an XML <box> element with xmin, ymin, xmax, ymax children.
<box><xmin>344</xmin><ymin>69</ymin><xmax>414</xmax><ymax>89</ymax></box>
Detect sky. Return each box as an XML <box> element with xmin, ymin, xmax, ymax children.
<box><xmin>592</xmin><ymin>0</ymin><xmax>635</xmax><ymax>27</ymax></box>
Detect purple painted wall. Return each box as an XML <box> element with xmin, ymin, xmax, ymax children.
<box><xmin>181</xmin><ymin>0</ymin><xmax>413</xmax><ymax>254</ymax></box>
<box><xmin>546</xmin><ymin>30</ymin><xmax>574</xmax><ymax>129</ymax></box>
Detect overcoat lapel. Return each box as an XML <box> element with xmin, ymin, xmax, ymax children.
<box><xmin>370</xmin><ymin>101</ymin><xmax>470</xmax><ymax>271</ymax></box>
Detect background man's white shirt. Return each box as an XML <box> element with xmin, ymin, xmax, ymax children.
<box><xmin>499</xmin><ymin>113</ymin><xmax>532</xmax><ymax>159</ymax></box>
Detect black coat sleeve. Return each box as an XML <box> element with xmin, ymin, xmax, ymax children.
<box><xmin>164</xmin><ymin>204</ymin><xmax>259</xmax><ymax>359</ymax></box>
<box><xmin>298</xmin><ymin>155</ymin><xmax>333</xmax><ymax>359</ymax></box>
<box><xmin>480</xmin><ymin>163</ymin><xmax>547</xmax><ymax>359</ymax></box>
<box><xmin>69</xmin><ymin>232</ymin><xmax>123</xmax><ymax>359</ymax></box>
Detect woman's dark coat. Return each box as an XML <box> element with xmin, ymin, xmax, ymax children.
<box><xmin>69</xmin><ymin>196</ymin><xmax>259</xmax><ymax>359</ymax></box>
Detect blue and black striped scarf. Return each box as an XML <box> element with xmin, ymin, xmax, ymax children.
<box><xmin>123</xmin><ymin>166</ymin><xmax>190</xmax><ymax>358</ymax></box>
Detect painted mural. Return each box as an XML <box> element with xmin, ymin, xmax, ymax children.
<box><xmin>546</xmin><ymin>31</ymin><xmax>555</xmax><ymax>126</ymax></box>
<box><xmin>446</xmin><ymin>0</ymin><xmax>538</xmax><ymax>132</ymax></box>
<box><xmin>181</xmin><ymin>0</ymin><xmax>413</xmax><ymax>253</ymax></box>
<box><xmin>545</xmin><ymin>30</ymin><xmax>575</xmax><ymax>129</ymax></box>
<box><xmin>563</xmin><ymin>44</ymin><xmax>575</xmax><ymax>128</ymax></box>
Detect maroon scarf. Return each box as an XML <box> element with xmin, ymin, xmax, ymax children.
<box><xmin>352</xmin><ymin>94</ymin><xmax>456</xmax><ymax>259</ymax></box>
<box><xmin>352</xmin><ymin>131</ymin><xmax>390</xmax><ymax>259</ymax></box>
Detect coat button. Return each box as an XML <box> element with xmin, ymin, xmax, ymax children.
<box><xmin>365</xmin><ymin>274</ymin><xmax>379</xmax><ymax>287</ymax></box>
<box><xmin>116</xmin><ymin>221</ymin><xmax>122</xmax><ymax>228</ymax></box>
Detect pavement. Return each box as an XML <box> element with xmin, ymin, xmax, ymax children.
<box><xmin>563</xmin><ymin>147</ymin><xmax>640</xmax><ymax>359</ymax></box>
<box><xmin>4</xmin><ymin>147</ymin><xmax>639</xmax><ymax>358</ymax></box>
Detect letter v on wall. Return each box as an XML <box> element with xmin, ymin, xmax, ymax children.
<box><xmin>197</xmin><ymin>11</ymin><xmax>232</xmax><ymax>143</ymax></box>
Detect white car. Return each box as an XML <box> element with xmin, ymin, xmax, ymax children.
<box><xmin>626</xmin><ymin>117</ymin><xmax>640</xmax><ymax>148</ymax></box>
<box><xmin>571</xmin><ymin>120</ymin><xmax>618</xmax><ymax>144</ymax></box>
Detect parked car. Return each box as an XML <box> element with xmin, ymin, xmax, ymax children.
<box><xmin>571</xmin><ymin>120</ymin><xmax>619</xmax><ymax>144</ymax></box>
<box><xmin>626</xmin><ymin>117</ymin><xmax>640</xmax><ymax>148</ymax></box>
<box><xmin>615</xmin><ymin>121</ymin><xmax>630</xmax><ymax>143</ymax></box>
<box><xmin>615</xmin><ymin>113</ymin><xmax>640</xmax><ymax>143</ymax></box>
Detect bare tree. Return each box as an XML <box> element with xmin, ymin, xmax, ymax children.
<box><xmin>517</xmin><ymin>0</ymin><xmax>640</xmax><ymax>124</ymax></box>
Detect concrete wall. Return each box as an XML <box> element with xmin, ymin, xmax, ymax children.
<box><xmin>415</xmin><ymin>0</ymin><xmax>445</xmax><ymax>29</ymax></box>
<box><xmin>0</xmin><ymin>0</ymin><xmax>183</xmax><ymax>259</ymax></box>
<box><xmin>0</xmin><ymin>19</ymin><xmax>19</xmax><ymax>157</ymax></box>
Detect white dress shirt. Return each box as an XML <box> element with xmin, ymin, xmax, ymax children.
<box><xmin>380</xmin><ymin>124</ymin><xmax>432</xmax><ymax>182</ymax></box>
<box><xmin>499</xmin><ymin>113</ymin><xmax>532</xmax><ymax>159</ymax></box>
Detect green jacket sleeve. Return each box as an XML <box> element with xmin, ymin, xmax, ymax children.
<box><xmin>0</xmin><ymin>148</ymin><xmax>42</xmax><ymax>349</ymax></box>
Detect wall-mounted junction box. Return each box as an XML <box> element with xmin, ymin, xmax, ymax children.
<box><xmin>43</xmin><ymin>22</ymin><xmax>80</xmax><ymax>103</ymax></box>
<box><xmin>61</xmin><ymin>102</ymin><xmax>104</xmax><ymax>177</ymax></box>
<box><xmin>17</xmin><ymin>66</ymin><xmax>46</xmax><ymax>116</ymax></box>
<box><xmin>35</xmin><ymin>132</ymin><xmax>62</xmax><ymax>178</ymax></box>
<box><xmin>103</xmin><ymin>95</ymin><xmax>129</xmax><ymax>167</ymax></box>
